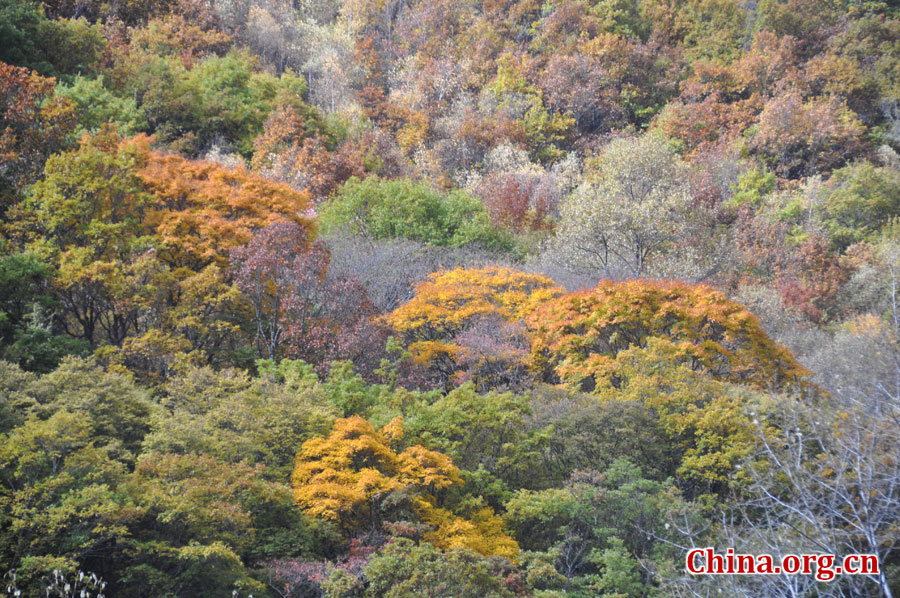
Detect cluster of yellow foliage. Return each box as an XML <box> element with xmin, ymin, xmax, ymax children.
<box><xmin>291</xmin><ymin>416</ymin><xmax>519</xmax><ymax>560</ymax></box>
<box><xmin>527</xmin><ymin>279</ymin><xmax>809</xmax><ymax>392</ymax></box>
<box><xmin>381</xmin><ymin>270</ymin><xmax>810</xmax><ymax>486</ymax></box>
<box><xmin>383</xmin><ymin>266</ymin><xmax>563</xmax><ymax>368</ymax></box>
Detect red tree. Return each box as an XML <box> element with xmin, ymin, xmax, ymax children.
<box><xmin>232</xmin><ymin>221</ymin><xmax>385</xmax><ymax>372</ymax></box>
<box><xmin>0</xmin><ymin>62</ymin><xmax>75</xmax><ymax>193</ymax></box>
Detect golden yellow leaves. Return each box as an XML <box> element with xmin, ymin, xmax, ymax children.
<box><xmin>385</xmin><ymin>266</ymin><xmax>563</xmax><ymax>337</ymax></box>
<box><xmin>527</xmin><ymin>278</ymin><xmax>809</xmax><ymax>392</ymax></box>
<box><xmin>291</xmin><ymin>416</ymin><xmax>518</xmax><ymax>559</ymax></box>
<box><xmin>384</xmin><ymin>267</ymin><xmax>563</xmax><ymax>386</ymax></box>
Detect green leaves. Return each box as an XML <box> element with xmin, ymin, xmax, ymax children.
<box><xmin>107</xmin><ymin>47</ymin><xmax>312</xmax><ymax>157</ymax></box>
<box><xmin>143</xmin><ymin>363</ymin><xmax>337</xmax><ymax>480</ymax></box>
<box><xmin>358</xmin><ymin>538</ymin><xmax>513</xmax><ymax>598</ymax></box>
<box><xmin>0</xmin><ymin>356</ymin><xmax>348</xmax><ymax>596</ymax></box>
<box><xmin>23</xmin><ymin>129</ymin><xmax>153</xmax><ymax>260</ymax></box>
<box><xmin>321</xmin><ymin>177</ymin><xmax>513</xmax><ymax>251</ymax></box>
<box><xmin>0</xmin><ymin>252</ymin><xmax>82</xmax><ymax>373</ymax></box>
<box><xmin>504</xmin><ymin>459</ymin><xmax>689</xmax><ymax>594</ymax></box>
<box><xmin>819</xmin><ymin>160</ymin><xmax>900</xmax><ymax>249</ymax></box>
<box><xmin>25</xmin><ymin>356</ymin><xmax>157</xmax><ymax>459</ymax></box>
<box><xmin>55</xmin><ymin>75</ymin><xmax>145</xmax><ymax>136</ymax></box>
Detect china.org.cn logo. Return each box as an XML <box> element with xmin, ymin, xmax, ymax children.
<box><xmin>686</xmin><ymin>547</ymin><xmax>879</xmax><ymax>582</ymax></box>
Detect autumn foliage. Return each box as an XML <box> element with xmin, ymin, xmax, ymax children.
<box><xmin>527</xmin><ymin>279</ymin><xmax>809</xmax><ymax>392</ymax></box>
<box><xmin>291</xmin><ymin>415</ymin><xmax>519</xmax><ymax>559</ymax></box>
<box><xmin>384</xmin><ymin>266</ymin><xmax>563</xmax><ymax>387</ymax></box>
<box><xmin>386</xmin><ymin>266</ymin><xmax>563</xmax><ymax>341</ymax></box>
<box><xmin>232</xmin><ymin>220</ymin><xmax>382</xmax><ymax>369</ymax></box>
<box><xmin>3</xmin><ymin>0</ymin><xmax>900</xmax><ymax>596</ymax></box>
<box><xmin>140</xmin><ymin>151</ymin><xmax>315</xmax><ymax>269</ymax></box>
<box><xmin>0</xmin><ymin>62</ymin><xmax>75</xmax><ymax>192</ymax></box>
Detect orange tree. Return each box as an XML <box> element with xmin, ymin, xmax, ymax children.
<box><xmin>0</xmin><ymin>62</ymin><xmax>75</xmax><ymax>196</ymax></box>
<box><xmin>13</xmin><ymin>128</ymin><xmax>316</xmax><ymax>375</ymax></box>
<box><xmin>382</xmin><ymin>267</ymin><xmax>564</xmax><ymax>388</ymax></box>
<box><xmin>139</xmin><ymin>151</ymin><xmax>314</xmax><ymax>270</ymax></box>
<box><xmin>527</xmin><ymin>279</ymin><xmax>808</xmax><ymax>393</ymax></box>
<box><xmin>291</xmin><ymin>415</ymin><xmax>519</xmax><ymax>559</ymax></box>
<box><xmin>20</xmin><ymin>129</ymin><xmax>314</xmax><ymax>272</ymax></box>
<box><xmin>527</xmin><ymin>279</ymin><xmax>808</xmax><ymax>490</ymax></box>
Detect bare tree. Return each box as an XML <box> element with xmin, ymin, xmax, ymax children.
<box><xmin>322</xmin><ymin>232</ymin><xmax>512</xmax><ymax>312</ymax></box>
<box><xmin>549</xmin><ymin>135</ymin><xmax>694</xmax><ymax>278</ymax></box>
<box><xmin>660</xmin><ymin>278</ymin><xmax>900</xmax><ymax>598</ymax></box>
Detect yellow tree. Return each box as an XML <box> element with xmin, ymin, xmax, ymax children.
<box><xmin>595</xmin><ymin>337</ymin><xmax>776</xmax><ymax>488</ymax></box>
<box><xmin>291</xmin><ymin>416</ymin><xmax>519</xmax><ymax>559</ymax></box>
<box><xmin>383</xmin><ymin>266</ymin><xmax>563</xmax><ymax>388</ymax></box>
<box><xmin>526</xmin><ymin>279</ymin><xmax>809</xmax><ymax>490</ymax></box>
<box><xmin>528</xmin><ymin>279</ymin><xmax>808</xmax><ymax>393</ymax></box>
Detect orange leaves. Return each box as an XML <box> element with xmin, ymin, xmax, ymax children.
<box><xmin>139</xmin><ymin>151</ymin><xmax>314</xmax><ymax>269</ymax></box>
<box><xmin>385</xmin><ymin>267</ymin><xmax>563</xmax><ymax>341</ymax></box>
<box><xmin>16</xmin><ymin>127</ymin><xmax>320</xmax><ymax>370</ymax></box>
<box><xmin>0</xmin><ymin>62</ymin><xmax>76</xmax><ymax>189</ymax></box>
<box><xmin>527</xmin><ymin>279</ymin><xmax>809</xmax><ymax>392</ymax></box>
<box><xmin>519</xmin><ymin>279</ymin><xmax>805</xmax><ymax>486</ymax></box>
<box><xmin>250</xmin><ymin>102</ymin><xmax>312</xmax><ymax>172</ymax></box>
<box><xmin>386</xmin><ymin>270</ymin><xmax>806</xmax><ymax>398</ymax></box>
<box><xmin>652</xmin><ymin>31</ymin><xmax>806</xmax><ymax>158</ymax></box>
<box><xmin>291</xmin><ymin>417</ymin><xmax>399</xmax><ymax>522</ymax></box>
<box><xmin>383</xmin><ymin>267</ymin><xmax>563</xmax><ymax>388</ymax></box>
<box><xmin>26</xmin><ymin>127</ymin><xmax>315</xmax><ymax>271</ymax></box>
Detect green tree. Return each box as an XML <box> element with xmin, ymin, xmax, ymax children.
<box><xmin>819</xmin><ymin>161</ymin><xmax>900</xmax><ymax>249</ymax></box>
<box><xmin>351</xmin><ymin>538</ymin><xmax>514</xmax><ymax>598</ymax></box>
<box><xmin>107</xmin><ymin>47</ymin><xmax>311</xmax><ymax>156</ymax></box>
<box><xmin>121</xmin><ymin>452</ymin><xmax>311</xmax><ymax>597</ymax></box>
<box><xmin>321</xmin><ymin>177</ymin><xmax>513</xmax><ymax>251</ymax></box>
<box><xmin>0</xmin><ymin>409</ymin><xmax>129</xmax><ymax>594</ymax></box>
<box><xmin>527</xmin><ymin>386</ymin><xmax>681</xmax><ymax>489</ymax></box>
<box><xmin>21</xmin><ymin>130</ymin><xmax>155</xmax><ymax>347</ymax></box>
<box><xmin>23</xmin><ymin>356</ymin><xmax>157</xmax><ymax>459</ymax></box>
<box><xmin>728</xmin><ymin>166</ymin><xmax>776</xmax><ymax>209</ymax></box>
<box><xmin>0</xmin><ymin>0</ymin><xmax>103</xmax><ymax>78</ymax></box>
<box><xmin>0</xmin><ymin>361</ymin><xmax>36</xmax><ymax>433</ymax></box>
<box><xmin>0</xmin><ymin>252</ymin><xmax>89</xmax><ymax>372</ymax></box>
<box><xmin>35</xmin><ymin>17</ymin><xmax>104</xmax><ymax>79</ymax></box>
<box><xmin>142</xmin><ymin>363</ymin><xmax>337</xmax><ymax>480</ymax></box>
<box><xmin>55</xmin><ymin>75</ymin><xmax>146</xmax><ymax>136</ymax></box>
<box><xmin>392</xmin><ymin>384</ymin><xmax>548</xmax><ymax>499</ymax></box>
<box><xmin>505</xmin><ymin>459</ymin><xmax>690</xmax><ymax>593</ymax></box>
<box><xmin>0</xmin><ymin>0</ymin><xmax>49</xmax><ymax>71</ymax></box>
<box><xmin>22</xmin><ymin>129</ymin><xmax>153</xmax><ymax>260</ymax></box>
<box><xmin>594</xmin><ymin>339</ymin><xmax>773</xmax><ymax>488</ymax></box>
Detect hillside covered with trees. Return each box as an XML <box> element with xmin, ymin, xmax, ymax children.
<box><xmin>2</xmin><ymin>0</ymin><xmax>900</xmax><ymax>596</ymax></box>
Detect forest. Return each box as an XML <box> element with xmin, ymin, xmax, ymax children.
<box><xmin>1</xmin><ymin>0</ymin><xmax>900</xmax><ymax>596</ymax></box>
